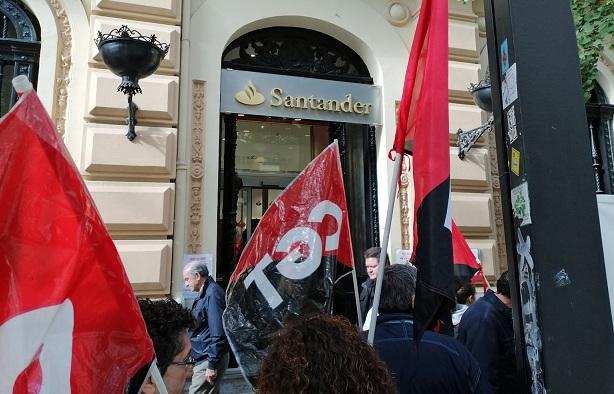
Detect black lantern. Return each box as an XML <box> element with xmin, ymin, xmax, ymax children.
<box><xmin>95</xmin><ymin>25</ymin><xmax>170</xmax><ymax>141</ymax></box>
<box><xmin>457</xmin><ymin>77</ymin><xmax>494</xmax><ymax>159</ymax></box>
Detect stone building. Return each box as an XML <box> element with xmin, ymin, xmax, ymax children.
<box><xmin>2</xmin><ymin>0</ymin><xmax>612</xmax><ymax>317</ymax></box>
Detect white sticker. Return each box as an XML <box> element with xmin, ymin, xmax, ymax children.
<box><xmin>507</xmin><ymin>106</ymin><xmax>518</xmax><ymax>143</ymax></box>
<box><xmin>511</xmin><ymin>181</ymin><xmax>532</xmax><ymax>226</ymax></box>
<box><xmin>396</xmin><ymin>249</ymin><xmax>412</xmax><ymax>265</ymax></box>
<box><xmin>501</xmin><ymin>63</ymin><xmax>518</xmax><ymax>109</ymax></box>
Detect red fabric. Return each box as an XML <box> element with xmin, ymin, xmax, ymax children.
<box><xmin>0</xmin><ymin>91</ymin><xmax>154</xmax><ymax>393</ymax></box>
<box><xmin>395</xmin><ymin>0</ymin><xmax>449</xmax><ymax>257</ymax></box>
<box><xmin>452</xmin><ymin>221</ymin><xmax>488</xmax><ymax>289</ymax></box>
<box><xmin>230</xmin><ymin>142</ymin><xmax>353</xmax><ymax>283</ymax></box>
<box><xmin>393</xmin><ymin>0</ymin><xmax>452</xmax><ymax>338</ymax></box>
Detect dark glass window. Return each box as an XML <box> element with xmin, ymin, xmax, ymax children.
<box><xmin>0</xmin><ymin>0</ymin><xmax>40</xmax><ymax>116</ymax></box>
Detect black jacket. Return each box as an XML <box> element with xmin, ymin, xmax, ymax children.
<box><xmin>372</xmin><ymin>313</ymin><xmax>487</xmax><ymax>394</ymax></box>
<box><xmin>190</xmin><ymin>276</ymin><xmax>229</xmax><ymax>368</ymax></box>
<box><xmin>359</xmin><ymin>279</ymin><xmax>375</xmax><ymax>323</ymax></box>
<box><xmin>457</xmin><ymin>290</ymin><xmax>520</xmax><ymax>394</ymax></box>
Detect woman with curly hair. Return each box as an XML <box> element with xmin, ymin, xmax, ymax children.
<box><xmin>256</xmin><ymin>313</ymin><xmax>396</xmax><ymax>394</ymax></box>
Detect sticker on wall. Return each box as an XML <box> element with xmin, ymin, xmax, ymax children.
<box><xmin>511</xmin><ymin>147</ymin><xmax>521</xmax><ymax>176</ymax></box>
<box><xmin>506</xmin><ymin>106</ymin><xmax>518</xmax><ymax>143</ymax></box>
<box><xmin>501</xmin><ymin>63</ymin><xmax>518</xmax><ymax>109</ymax></box>
<box><xmin>500</xmin><ymin>39</ymin><xmax>510</xmax><ymax>74</ymax></box>
<box><xmin>511</xmin><ymin>181</ymin><xmax>532</xmax><ymax>226</ymax></box>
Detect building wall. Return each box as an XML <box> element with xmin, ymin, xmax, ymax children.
<box><xmin>32</xmin><ymin>0</ymin><xmax>516</xmax><ymax>296</ymax></box>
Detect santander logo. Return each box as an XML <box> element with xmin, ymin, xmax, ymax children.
<box><xmin>234</xmin><ymin>80</ymin><xmax>265</xmax><ymax>106</ymax></box>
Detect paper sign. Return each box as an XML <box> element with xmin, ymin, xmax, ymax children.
<box><xmin>507</xmin><ymin>106</ymin><xmax>518</xmax><ymax>143</ymax></box>
<box><xmin>396</xmin><ymin>249</ymin><xmax>412</xmax><ymax>265</ymax></box>
<box><xmin>511</xmin><ymin>182</ymin><xmax>532</xmax><ymax>226</ymax></box>
<box><xmin>511</xmin><ymin>148</ymin><xmax>521</xmax><ymax>176</ymax></box>
<box><xmin>500</xmin><ymin>39</ymin><xmax>510</xmax><ymax>74</ymax></box>
<box><xmin>502</xmin><ymin>63</ymin><xmax>518</xmax><ymax>109</ymax></box>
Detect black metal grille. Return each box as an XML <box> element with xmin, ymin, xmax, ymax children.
<box><xmin>0</xmin><ymin>0</ymin><xmax>40</xmax><ymax>116</ymax></box>
<box><xmin>222</xmin><ymin>27</ymin><xmax>373</xmax><ymax>84</ymax></box>
<box><xmin>586</xmin><ymin>84</ymin><xmax>614</xmax><ymax>194</ymax></box>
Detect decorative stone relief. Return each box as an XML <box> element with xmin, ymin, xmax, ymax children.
<box><xmin>399</xmin><ymin>154</ymin><xmax>412</xmax><ymax>250</ymax></box>
<box><xmin>47</xmin><ymin>0</ymin><xmax>72</xmax><ymax>136</ymax></box>
<box><xmin>188</xmin><ymin>80</ymin><xmax>205</xmax><ymax>253</ymax></box>
<box><xmin>384</xmin><ymin>1</ymin><xmax>413</xmax><ymax>27</ymax></box>
<box><xmin>489</xmin><ymin>128</ymin><xmax>507</xmax><ymax>273</ymax></box>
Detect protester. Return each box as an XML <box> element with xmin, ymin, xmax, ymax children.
<box><xmin>458</xmin><ymin>271</ymin><xmax>521</xmax><ymax>393</ymax></box>
<box><xmin>453</xmin><ymin>282</ymin><xmax>476</xmax><ymax>335</ymax></box>
<box><xmin>126</xmin><ymin>298</ymin><xmax>195</xmax><ymax>394</ymax></box>
<box><xmin>256</xmin><ymin>313</ymin><xmax>396</xmax><ymax>394</ymax></box>
<box><xmin>183</xmin><ymin>262</ymin><xmax>230</xmax><ymax>394</ymax></box>
<box><xmin>359</xmin><ymin>246</ymin><xmax>390</xmax><ymax>323</ymax></box>
<box><xmin>372</xmin><ymin>264</ymin><xmax>486</xmax><ymax>393</ymax></box>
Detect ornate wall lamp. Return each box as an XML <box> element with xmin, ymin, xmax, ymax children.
<box><xmin>95</xmin><ymin>25</ymin><xmax>169</xmax><ymax>141</ymax></box>
<box><xmin>457</xmin><ymin>78</ymin><xmax>495</xmax><ymax>159</ymax></box>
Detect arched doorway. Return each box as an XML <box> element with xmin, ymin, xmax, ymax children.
<box><xmin>217</xmin><ymin>26</ymin><xmax>380</xmax><ymax>318</ymax></box>
<box><xmin>0</xmin><ymin>0</ymin><xmax>40</xmax><ymax>116</ymax></box>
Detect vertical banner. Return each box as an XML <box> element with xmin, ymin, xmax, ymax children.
<box><xmin>0</xmin><ymin>89</ymin><xmax>154</xmax><ymax>393</ymax></box>
<box><xmin>222</xmin><ymin>142</ymin><xmax>354</xmax><ymax>386</ymax></box>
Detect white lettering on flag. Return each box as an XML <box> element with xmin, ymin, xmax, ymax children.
<box><xmin>0</xmin><ymin>300</ymin><xmax>74</xmax><ymax>394</ymax></box>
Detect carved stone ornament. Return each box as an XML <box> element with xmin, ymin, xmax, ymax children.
<box><xmin>47</xmin><ymin>0</ymin><xmax>71</xmax><ymax>136</ymax></box>
<box><xmin>188</xmin><ymin>81</ymin><xmax>205</xmax><ymax>253</ymax></box>
<box><xmin>384</xmin><ymin>1</ymin><xmax>413</xmax><ymax>27</ymax></box>
<box><xmin>399</xmin><ymin>154</ymin><xmax>412</xmax><ymax>250</ymax></box>
<box><xmin>489</xmin><ymin>129</ymin><xmax>508</xmax><ymax>273</ymax></box>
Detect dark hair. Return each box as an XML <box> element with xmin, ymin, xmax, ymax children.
<box><xmin>380</xmin><ymin>264</ymin><xmax>417</xmax><ymax>312</ymax></box>
<box><xmin>125</xmin><ymin>299</ymin><xmax>194</xmax><ymax>394</ymax></box>
<box><xmin>256</xmin><ymin>314</ymin><xmax>396</xmax><ymax>394</ymax></box>
<box><xmin>363</xmin><ymin>246</ymin><xmax>390</xmax><ymax>266</ymax></box>
<box><xmin>496</xmin><ymin>271</ymin><xmax>511</xmax><ymax>298</ymax></box>
<box><xmin>456</xmin><ymin>283</ymin><xmax>476</xmax><ymax>304</ymax></box>
<box><xmin>138</xmin><ymin>298</ymin><xmax>194</xmax><ymax>375</ymax></box>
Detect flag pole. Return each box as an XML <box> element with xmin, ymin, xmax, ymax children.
<box><xmin>367</xmin><ymin>152</ymin><xmax>403</xmax><ymax>345</ymax></box>
<box><xmin>351</xmin><ymin>263</ymin><xmax>363</xmax><ymax>326</ymax></box>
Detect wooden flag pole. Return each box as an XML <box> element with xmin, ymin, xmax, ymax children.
<box><xmin>137</xmin><ymin>359</ymin><xmax>169</xmax><ymax>394</ymax></box>
<box><xmin>367</xmin><ymin>152</ymin><xmax>403</xmax><ymax>345</ymax></box>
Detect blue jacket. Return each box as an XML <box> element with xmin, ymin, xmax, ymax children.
<box><xmin>373</xmin><ymin>313</ymin><xmax>488</xmax><ymax>394</ymax></box>
<box><xmin>457</xmin><ymin>290</ymin><xmax>520</xmax><ymax>394</ymax></box>
<box><xmin>190</xmin><ymin>276</ymin><xmax>228</xmax><ymax>368</ymax></box>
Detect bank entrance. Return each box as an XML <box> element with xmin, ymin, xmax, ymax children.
<box><xmin>217</xmin><ymin>27</ymin><xmax>381</xmax><ymax>321</ymax></box>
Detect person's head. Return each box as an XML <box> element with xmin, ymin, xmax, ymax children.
<box><xmin>496</xmin><ymin>271</ymin><xmax>511</xmax><ymax>298</ymax></box>
<box><xmin>183</xmin><ymin>261</ymin><xmax>209</xmax><ymax>292</ymax></box>
<box><xmin>127</xmin><ymin>298</ymin><xmax>195</xmax><ymax>394</ymax></box>
<box><xmin>257</xmin><ymin>314</ymin><xmax>396</xmax><ymax>394</ymax></box>
<box><xmin>380</xmin><ymin>264</ymin><xmax>417</xmax><ymax>313</ymax></box>
<box><xmin>456</xmin><ymin>283</ymin><xmax>476</xmax><ymax>305</ymax></box>
<box><xmin>364</xmin><ymin>246</ymin><xmax>390</xmax><ymax>281</ymax></box>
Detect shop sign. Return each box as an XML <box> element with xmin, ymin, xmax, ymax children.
<box><xmin>221</xmin><ymin>69</ymin><xmax>382</xmax><ymax>124</ymax></box>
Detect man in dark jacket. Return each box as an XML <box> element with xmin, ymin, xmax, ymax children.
<box><xmin>183</xmin><ymin>261</ymin><xmax>229</xmax><ymax>394</ymax></box>
<box><xmin>372</xmin><ymin>264</ymin><xmax>487</xmax><ymax>393</ymax></box>
<box><xmin>458</xmin><ymin>271</ymin><xmax>521</xmax><ymax>393</ymax></box>
<box><xmin>359</xmin><ymin>247</ymin><xmax>389</xmax><ymax>323</ymax></box>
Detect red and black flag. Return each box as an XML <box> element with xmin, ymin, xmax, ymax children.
<box><xmin>452</xmin><ymin>221</ymin><xmax>488</xmax><ymax>289</ymax></box>
<box><xmin>222</xmin><ymin>142</ymin><xmax>354</xmax><ymax>386</ymax></box>
<box><xmin>393</xmin><ymin>0</ymin><xmax>455</xmax><ymax>339</ymax></box>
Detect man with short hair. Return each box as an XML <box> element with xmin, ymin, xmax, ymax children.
<box><xmin>359</xmin><ymin>246</ymin><xmax>389</xmax><ymax>323</ymax></box>
<box><xmin>372</xmin><ymin>264</ymin><xmax>486</xmax><ymax>393</ymax></box>
<box><xmin>458</xmin><ymin>271</ymin><xmax>522</xmax><ymax>393</ymax></box>
<box><xmin>126</xmin><ymin>298</ymin><xmax>195</xmax><ymax>394</ymax></box>
<box><xmin>183</xmin><ymin>262</ymin><xmax>229</xmax><ymax>394</ymax></box>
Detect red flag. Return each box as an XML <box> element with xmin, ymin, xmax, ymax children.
<box><xmin>452</xmin><ymin>221</ymin><xmax>488</xmax><ymax>289</ymax></box>
<box><xmin>393</xmin><ymin>0</ymin><xmax>455</xmax><ymax>339</ymax></box>
<box><xmin>0</xmin><ymin>89</ymin><xmax>154</xmax><ymax>393</ymax></box>
<box><xmin>223</xmin><ymin>141</ymin><xmax>354</xmax><ymax>386</ymax></box>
